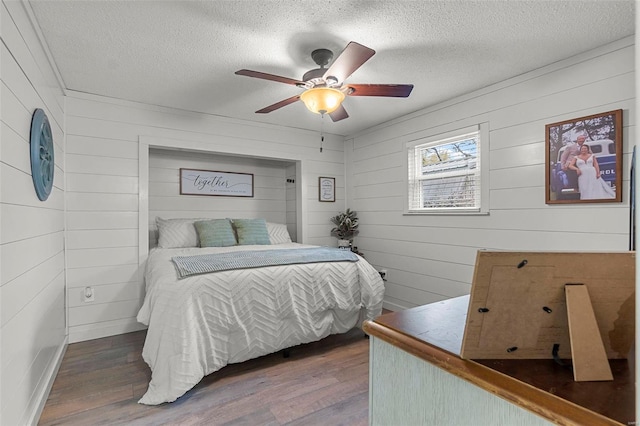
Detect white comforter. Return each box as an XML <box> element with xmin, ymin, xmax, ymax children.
<box><xmin>136</xmin><ymin>243</ymin><xmax>384</xmax><ymax>405</ymax></box>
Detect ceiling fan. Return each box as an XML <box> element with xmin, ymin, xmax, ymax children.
<box><xmin>235</xmin><ymin>41</ymin><xmax>414</xmax><ymax>122</ymax></box>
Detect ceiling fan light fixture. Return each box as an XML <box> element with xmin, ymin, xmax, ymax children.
<box><xmin>236</xmin><ymin>41</ymin><xmax>412</xmax><ymax>121</ymax></box>
<box><xmin>300</xmin><ymin>87</ymin><xmax>345</xmax><ymax>115</ymax></box>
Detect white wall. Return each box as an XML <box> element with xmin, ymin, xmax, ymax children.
<box><xmin>148</xmin><ymin>148</ymin><xmax>295</xmax><ymax>246</ymax></box>
<box><xmin>286</xmin><ymin>163</ymin><xmax>298</xmax><ymax>242</ymax></box>
<box><xmin>0</xmin><ymin>1</ymin><xmax>66</xmax><ymax>424</ymax></box>
<box><xmin>348</xmin><ymin>36</ymin><xmax>635</xmax><ymax>311</ymax></box>
<box><xmin>65</xmin><ymin>92</ymin><xmax>346</xmax><ymax>343</ymax></box>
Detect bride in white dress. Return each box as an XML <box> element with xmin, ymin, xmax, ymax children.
<box><xmin>569</xmin><ymin>144</ymin><xmax>615</xmax><ymax>200</ymax></box>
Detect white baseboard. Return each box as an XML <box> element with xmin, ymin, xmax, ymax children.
<box><xmin>27</xmin><ymin>336</ymin><xmax>68</xmax><ymax>426</ymax></box>
<box><xmin>69</xmin><ymin>320</ymin><xmax>147</xmax><ymax>343</ymax></box>
<box><xmin>382</xmin><ymin>300</ymin><xmax>407</xmax><ymax>312</ymax></box>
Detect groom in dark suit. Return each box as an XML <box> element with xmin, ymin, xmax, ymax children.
<box><xmin>560</xmin><ymin>134</ymin><xmax>587</xmax><ymax>190</ymax></box>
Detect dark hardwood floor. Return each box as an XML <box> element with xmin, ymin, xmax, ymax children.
<box><xmin>39</xmin><ymin>327</ymin><xmax>372</xmax><ymax>426</ymax></box>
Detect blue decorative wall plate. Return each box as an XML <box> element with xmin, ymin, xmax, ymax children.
<box><xmin>30</xmin><ymin>108</ymin><xmax>54</xmax><ymax>201</ymax></box>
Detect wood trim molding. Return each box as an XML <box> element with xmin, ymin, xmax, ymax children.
<box><xmin>363</xmin><ymin>320</ymin><xmax>623</xmax><ymax>426</ymax></box>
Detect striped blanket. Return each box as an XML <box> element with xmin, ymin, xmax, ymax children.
<box><xmin>172</xmin><ymin>247</ymin><xmax>358</xmax><ymax>279</ymax></box>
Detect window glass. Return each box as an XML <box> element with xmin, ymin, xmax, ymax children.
<box><xmin>407</xmin><ymin>125</ymin><xmax>487</xmax><ymax>214</ymax></box>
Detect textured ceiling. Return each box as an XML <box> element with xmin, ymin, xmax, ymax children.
<box><xmin>29</xmin><ymin>0</ymin><xmax>635</xmax><ymax>137</ymax></box>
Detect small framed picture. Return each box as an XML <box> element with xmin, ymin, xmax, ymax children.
<box><xmin>319</xmin><ymin>177</ymin><xmax>335</xmax><ymax>202</ymax></box>
<box><xmin>545</xmin><ymin>109</ymin><xmax>622</xmax><ymax>204</ymax></box>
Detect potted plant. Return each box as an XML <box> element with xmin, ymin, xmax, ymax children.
<box><xmin>330</xmin><ymin>208</ymin><xmax>359</xmax><ymax>249</ymax></box>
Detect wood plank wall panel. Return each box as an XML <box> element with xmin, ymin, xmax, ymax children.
<box><xmin>286</xmin><ymin>163</ymin><xmax>297</xmax><ymax>241</ymax></box>
<box><xmin>65</xmin><ymin>87</ymin><xmax>346</xmax><ymax>343</ymax></box>
<box><xmin>0</xmin><ymin>1</ymin><xmax>66</xmax><ymax>424</ymax></box>
<box><xmin>64</xmin><ymin>105</ymin><xmax>146</xmax><ymax>342</ymax></box>
<box><xmin>348</xmin><ymin>37</ymin><xmax>635</xmax><ymax>311</ymax></box>
<box><xmin>369</xmin><ymin>337</ymin><xmax>552</xmax><ymax>425</ymax></box>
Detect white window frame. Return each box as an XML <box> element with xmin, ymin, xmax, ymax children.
<box><xmin>404</xmin><ymin>123</ymin><xmax>489</xmax><ymax>215</ymax></box>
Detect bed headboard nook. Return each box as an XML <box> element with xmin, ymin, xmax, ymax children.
<box><xmin>145</xmin><ymin>145</ymin><xmax>300</xmax><ymax>251</ymax></box>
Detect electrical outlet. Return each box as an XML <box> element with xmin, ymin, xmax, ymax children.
<box><xmin>379</xmin><ymin>269</ymin><xmax>388</xmax><ymax>281</ymax></box>
<box><xmin>83</xmin><ymin>286</ymin><xmax>95</xmax><ymax>302</ymax></box>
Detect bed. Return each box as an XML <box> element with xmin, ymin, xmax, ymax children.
<box><xmin>136</xmin><ymin>218</ymin><xmax>385</xmax><ymax>405</ymax></box>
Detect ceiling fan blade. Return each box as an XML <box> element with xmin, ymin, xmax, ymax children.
<box><xmin>255</xmin><ymin>95</ymin><xmax>301</xmax><ymax>114</ymax></box>
<box><xmin>345</xmin><ymin>84</ymin><xmax>414</xmax><ymax>97</ymax></box>
<box><xmin>329</xmin><ymin>104</ymin><xmax>349</xmax><ymax>122</ymax></box>
<box><xmin>235</xmin><ymin>69</ymin><xmax>305</xmax><ymax>86</ymax></box>
<box><xmin>323</xmin><ymin>42</ymin><xmax>375</xmax><ymax>84</ymax></box>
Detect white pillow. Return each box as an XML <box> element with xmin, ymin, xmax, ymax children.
<box><xmin>267</xmin><ymin>222</ymin><xmax>292</xmax><ymax>244</ymax></box>
<box><xmin>156</xmin><ymin>217</ymin><xmax>201</xmax><ymax>248</ymax></box>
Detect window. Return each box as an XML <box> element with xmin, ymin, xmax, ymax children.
<box><xmin>406</xmin><ymin>124</ymin><xmax>488</xmax><ymax>214</ymax></box>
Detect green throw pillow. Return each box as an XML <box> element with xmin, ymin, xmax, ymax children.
<box><xmin>233</xmin><ymin>218</ymin><xmax>271</xmax><ymax>245</ymax></box>
<box><xmin>194</xmin><ymin>219</ymin><xmax>237</xmax><ymax>247</ymax></box>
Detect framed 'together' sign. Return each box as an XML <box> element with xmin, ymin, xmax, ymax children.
<box><xmin>180</xmin><ymin>168</ymin><xmax>254</xmax><ymax>197</ymax></box>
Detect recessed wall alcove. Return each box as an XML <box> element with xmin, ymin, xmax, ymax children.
<box><xmin>138</xmin><ymin>136</ymin><xmax>304</xmax><ymax>270</ymax></box>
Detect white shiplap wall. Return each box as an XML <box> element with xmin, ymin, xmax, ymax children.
<box><xmin>65</xmin><ymin>93</ymin><xmax>346</xmax><ymax>343</ymax></box>
<box><xmin>348</xmin><ymin>36</ymin><xmax>636</xmax><ymax>311</ymax></box>
<box><xmin>148</xmin><ymin>148</ymin><xmax>295</xmax><ymax>246</ymax></box>
<box><xmin>65</xmin><ymin>118</ymin><xmax>143</xmax><ymax>342</ymax></box>
<box><xmin>286</xmin><ymin>163</ymin><xmax>298</xmax><ymax>242</ymax></box>
<box><xmin>0</xmin><ymin>1</ymin><xmax>66</xmax><ymax>424</ymax></box>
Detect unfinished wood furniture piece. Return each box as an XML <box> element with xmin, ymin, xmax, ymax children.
<box><xmin>364</xmin><ymin>251</ymin><xmax>634</xmax><ymax>425</ymax></box>
<box><xmin>460</xmin><ymin>251</ymin><xmax>635</xmax><ymax>382</ymax></box>
<box><xmin>564</xmin><ymin>284</ymin><xmax>614</xmax><ymax>381</ymax></box>
<box><xmin>364</xmin><ymin>295</ymin><xmax>633</xmax><ymax>425</ymax></box>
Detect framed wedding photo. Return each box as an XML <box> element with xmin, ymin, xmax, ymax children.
<box><xmin>319</xmin><ymin>177</ymin><xmax>335</xmax><ymax>202</ymax></box>
<box><xmin>545</xmin><ymin>109</ymin><xmax>622</xmax><ymax>204</ymax></box>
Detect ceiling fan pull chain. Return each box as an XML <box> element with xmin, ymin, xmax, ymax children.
<box><xmin>320</xmin><ymin>113</ymin><xmax>325</xmax><ymax>153</ymax></box>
